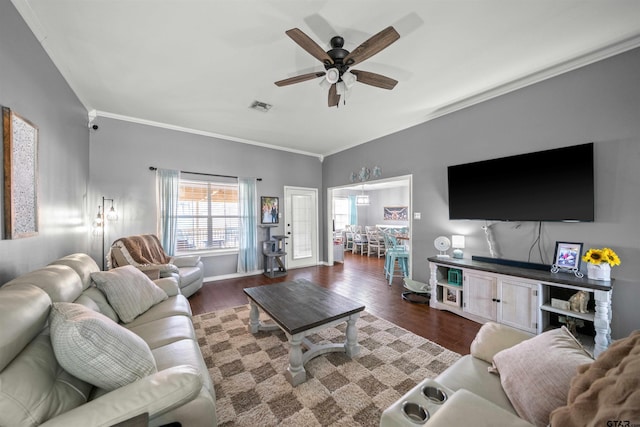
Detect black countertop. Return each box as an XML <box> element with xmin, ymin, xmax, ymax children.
<box><xmin>427</xmin><ymin>256</ymin><xmax>613</xmax><ymax>292</ymax></box>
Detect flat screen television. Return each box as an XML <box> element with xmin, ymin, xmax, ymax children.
<box><xmin>447</xmin><ymin>143</ymin><xmax>594</xmax><ymax>222</ymax></box>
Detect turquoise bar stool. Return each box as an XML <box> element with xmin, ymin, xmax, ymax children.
<box><xmin>383</xmin><ymin>232</ymin><xmax>409</xmax><ymax>285</ymax></box>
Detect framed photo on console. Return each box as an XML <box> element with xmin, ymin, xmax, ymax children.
<box><xmin>551</xmin><ymin>241</ymin><xmax>584</xmax><ymax>278</ymax></box>
<box><xmin>443</xmin><ymin>285</ymin><xmax>462</xmax><ymax>307</ymax></box>
<box><xmin>260</xmin><ymin>196</ymin><xmax>279</xmax><ymax>224</ymax></box>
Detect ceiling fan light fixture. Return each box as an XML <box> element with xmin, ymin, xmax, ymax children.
<box><xmin>342</xmin><ymin>71</ymin><xmax>357</xmax><ymax>88</ymax></box>
<box><xmin>319</xmin><ymin>78</ymin><xmax>331</xmax><ymax>89</ymax></box>
<box><xmin>325</xmin><ymin>67</ymin><xmax>340</xmax><ymax>84</ymax></box>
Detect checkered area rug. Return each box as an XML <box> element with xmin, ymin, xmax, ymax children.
<box><xmin>193</xmin><ymin>305</ymin><xmax>460</xmax><ymax>427</ymax></box>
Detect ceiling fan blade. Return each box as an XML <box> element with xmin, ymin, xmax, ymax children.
<box><xmin>275</xmin><ymin>71</ymin><xmax>326</xmax><ymax>87</ymax></box>
<box><xmin>350</xmin><ymin>70</ymin><xmax>398</xmax><ymax>90</ymax></box>
<box><xmin>286</xmin><ymin>28</ymin><xmax>334</xmax><ymax>65</ymax></box>
<box><xmin>343</xmin><ymin>26</ymin><xmax>400</xmax><ymax>67</ymax></box>
<box><xmin>328</xmin><ymin>83</ymin><xmax>340</xmax><ymax>107</ymax></box>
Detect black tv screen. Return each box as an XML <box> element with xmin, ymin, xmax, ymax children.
<box><xmin>448</xmin><ymin>143</ymin><xmax>594</xmax><ymax>222</ymax></box>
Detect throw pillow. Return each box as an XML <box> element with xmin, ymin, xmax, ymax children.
<box><xmin>492</xmin><ymin>326</ymin><xmax>593</xmax><ymax>427</ymax></box>
<box><xmin>549</xmin><ymin>330</ymin><xmax>640</xmax><ymax>427</ymax></box>
<box><xmin>91</xmin><ymin>265</ymin><xmax>167</xmax><ymax>323</ymax></box>
<box><xmin>49</xmin><ymin>302</ymin><xmax>157</xmax><ymax>391</ymax></box>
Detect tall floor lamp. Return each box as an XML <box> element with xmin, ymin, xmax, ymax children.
<box><xmin>95</xmin><ymin>196</ymin><xmax>118</xmax><ymax>270</ymax></box>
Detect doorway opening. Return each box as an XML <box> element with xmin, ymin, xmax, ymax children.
<box><xmin>327</xmin><ymin>175</ymin><xmax>413</xmax><ymax>275</ymax></box>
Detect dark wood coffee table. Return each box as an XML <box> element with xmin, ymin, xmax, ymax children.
<box><xmin>243</xmin><ymin>280</ymin><xmax>365</xmax><ymax>386</ymax></box>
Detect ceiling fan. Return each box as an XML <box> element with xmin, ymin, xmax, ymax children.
<box><xmin>275</xmin><ymin>26</ymin><xmax>400</xmax><ymax>107</ymax></box>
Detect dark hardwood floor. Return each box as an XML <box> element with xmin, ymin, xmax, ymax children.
<box><xmin>189</xmin><ymin>251</ymin><xmax>481</xmax><ymax>355</ymax></box>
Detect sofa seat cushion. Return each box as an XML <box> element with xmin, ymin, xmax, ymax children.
<box><xmin>152</xmin><ymin>339</ymin><xmax>214</xmax><ymax>395</ymax></box>
<box><xmin>49</xmin><ymin>302</ymin><xmax>157</xmax><ymax>391</ymax></box>
<box><xmin>492</xmin><ymin>326</ymin><xmax>593</xmax><ymax>427</ymax></box>
<box><xmin>91</xmin><ymin>266</ymin><xmax>168</xmax><ymax>323</ymax></box>
<box><xmin>127</xmin><ymin>315</ymin><xmax>196</xmax><ymax>349</ymax></box>
<box><xmin>178</xmin><ymin>265</ymin><xmax>203</xmax><ymax>287</ymax></box>
<box><xmin>436</xmin><ymin>354</ymin><xmax>517</xmax><ymax>415</ymax></box>
<box><xmin>123</xmin><ymin>294</ymin><xmax>192</xmax><ymax>328</ymax></box>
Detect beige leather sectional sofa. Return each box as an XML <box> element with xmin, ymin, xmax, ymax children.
<box><xmin>382</xmin><ymin>321</ymin><xmax>639</xmax><ymax>427</ymax></box>
<box><xmin>0</xmin><ymin>253</ymin><xmax>216</xmax><ymax>427</ymax></box>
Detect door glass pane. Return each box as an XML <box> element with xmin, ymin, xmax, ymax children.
<box><xmin>292</xmin><ymin>194</ymin><xmax>312</xmax><ymax>259</ymax></box>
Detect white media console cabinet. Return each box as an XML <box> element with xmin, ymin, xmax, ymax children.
<box><xmin>428</xmin><ymin>256</ymin><xmax>613</xmax><ymax>357</ymax></box>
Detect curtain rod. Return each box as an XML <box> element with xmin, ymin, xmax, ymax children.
<box><xmin>149</xmin><ymin>166</ymin><xmax>262</xmax><ymax>181</ymax></box>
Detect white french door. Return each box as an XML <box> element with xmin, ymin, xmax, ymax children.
<box><xmin>284</xmin><ymin>186</ymin><xmax>318</xmax><ymax>269</ymax></box>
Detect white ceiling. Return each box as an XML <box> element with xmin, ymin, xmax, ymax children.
<box><xmin>13</xmin><ymin>1</ymin><xmax>640</xmax><ymax>158</ymax></box>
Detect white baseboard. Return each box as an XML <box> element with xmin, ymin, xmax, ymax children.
<box><xmin>203</xmin><ymin>270</ymin><xmax>262</xmax><ymax>283</ymax></box>
<box><xmin>203</xmin><ymin>261</ymin><xmax>328</xmax><ymax>283</ymax></box>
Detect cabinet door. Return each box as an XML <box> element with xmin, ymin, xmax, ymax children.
<box><xmin>463</xmin><ymin>272</ymin><xmax>497</xmax><ymax>320</ymax></box>
<box><xmin>498</xmin><ymin>279</ymin><xmax>539</xmax><ymax>333</ymax></box>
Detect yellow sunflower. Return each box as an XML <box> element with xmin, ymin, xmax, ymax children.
<box><xmin>582</xmin><ymin>247</ymin><xmax>621</xmax><ymax>267</ymax></box>
<box><xmin>582</xmin><ymin>248</ymin><xmax>604</xmax><ymax>265</ymax></box>
<box><xmin>603</xmin><ymin>247</ymin><xmax>621</xmax><ymax>266</ymax></box>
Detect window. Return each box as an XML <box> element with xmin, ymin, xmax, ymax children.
<box><xmin>176</xmin><ymin>178</ymin><xmax>239</xmax><ymax>252</ymax></box>
<box><xmin>333</xmin><ymin>197</ymin><xmax>349</xmax><ymax>232</ymax></box>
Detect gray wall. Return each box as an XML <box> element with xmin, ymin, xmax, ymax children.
<box><xmin>0</xmin><ymin>1</ymin><xmax>90</xmax><ymax>283</ymax></box>
<box><xmin>333</xmin><ymin>186</ymin><xmax>410</xmax><ymax>228</ymax></box>
<box><xmin>89</xmin><ymin>117</ymin><xmax>322</xmax><ymax>277</ymax></box>
<box><xmin>366</xmin><ymin>187</ymin><xmax>410</xmax><ymax>227</ymax></box>
<box><xmin>323</xmin><ymin>47</ymin><xmax>640</xmax><ymax>339</ymax></box>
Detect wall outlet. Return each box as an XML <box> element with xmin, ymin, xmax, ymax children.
<box><xmin>414</xmin><ymin>212</ymin><xmax>421</xmax><ymax>219</ymax></box>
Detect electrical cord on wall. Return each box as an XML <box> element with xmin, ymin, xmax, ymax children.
<box><xmin>527</xmin><ymin>221</ymin><xmax>546</xmax><ymax>264</ymax></box>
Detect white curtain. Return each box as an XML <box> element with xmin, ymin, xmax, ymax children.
<box><xmin>237</xmin><ymin>177</ymin><xmax>258</xmax><ymax>273</ymax></box>
<box><xmin>156</xmin><ymin>168</ymin><xmax>180</xmax><ymax>255</ymax></box>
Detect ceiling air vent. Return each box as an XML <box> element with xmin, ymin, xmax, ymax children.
<box><xmin>249</xmin><ymin>101</ymin><xmax>272</xmax><ymax>112</ymax></box>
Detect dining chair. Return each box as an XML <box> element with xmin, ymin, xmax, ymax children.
<box><xmin>366</xmin><ymin>229</ymin><xmax>385</xmax><ymax>258</ymax></box>
<box><xmin>343</xmin><ymin>225</ymin><xmax>355</xmax><ymax>252</ymax></box>
<box><xmin>353</xmin><ymin>230</ymin><xmax>368</xmax><ymax>255</ymax></box>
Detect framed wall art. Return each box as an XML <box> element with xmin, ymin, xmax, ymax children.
<box><xmin>383</xmin><ymin>206</ymin><xmax>408</xmax><ymax>221</ymax></box>
<box><xmin>260</xmin><ymin>196</ymin><xmax>279</xmax><ymax>224</ymax></box>
<box><xmin>2</xmin><ymin>107</ymin><xmax>39</xmax><ymax>239</ymax></box>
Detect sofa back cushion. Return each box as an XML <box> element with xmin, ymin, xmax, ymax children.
<box><xmin>49</xmin><ymin>253</ymin><xmax>100</xmax><ymax>291</ymax></box>
<box><xmin>0</xmin><ymin>285</ymin><xmax>91</xmax><ymax>427</ymax></box>
<box><xmin>3</xmin><ymin>265</ymin><xmax>83</xmax><ymax>303</ymax></box>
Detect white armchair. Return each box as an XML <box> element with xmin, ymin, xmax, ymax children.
<box><xmin>108</xmin><ymin>234</ymin><xmax>204</xmax><ymax>297</ymax></box>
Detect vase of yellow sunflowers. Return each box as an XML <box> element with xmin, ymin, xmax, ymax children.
<box><xmin>582</xmin><ymin>247</ymin><xmax>621</xmax><ymax>281</ymax></box>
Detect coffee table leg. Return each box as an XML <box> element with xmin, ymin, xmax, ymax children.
<box><xmin>285</xmin><ymin>333</ymin><xmax>306</xmax><ymax>386</ymax></box>
<box><xmin>344</xmin><ymin>313</ymin><xmax>361</xmax><ymax>357</ymax></box>
<box><xmin>248</xmin><ymin>301</ymin><xmax>260</xmax><ymax>334</ymax></box>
